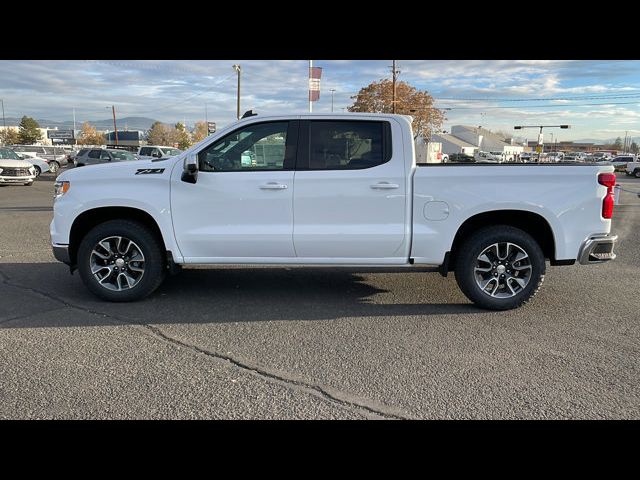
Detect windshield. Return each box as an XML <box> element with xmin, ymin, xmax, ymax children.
<box><xmin>160</xmin><ymin>148</ymin><xmax>182</xmax><ymax>156</ymax></box>
<box><xmin>110</xmin><ymin>150</ymin><xmax>136</xmax><ymax>161</ymax></box>
<box><xmin>0</xmin><ymin>148</ymin><xmax>21</xmax><ymax>160</ymax></box>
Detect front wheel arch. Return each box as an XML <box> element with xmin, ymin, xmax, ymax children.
<box><xmin>69</xmin><ymin>207</ymin><xmax>167</xmax><ymax>267</ymax></box>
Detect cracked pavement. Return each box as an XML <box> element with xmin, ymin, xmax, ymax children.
<box><xmin>0</xmin><ymin>173</ymin><xmax>639</xmax><ymax>419</ymax></box>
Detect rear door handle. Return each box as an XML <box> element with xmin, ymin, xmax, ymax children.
<box><xmin>260</xmin><ymin>182</ymin><xmax>288</xmax><ymax>190</ymax></box>
<box><xmin>371</xmin><ymin>182</ymin><xmax>399</xmax><ymax>189</ymax></box>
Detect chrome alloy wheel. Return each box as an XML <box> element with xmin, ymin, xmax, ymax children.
<box><xmin>473</xmin><ymin>242</ymin><xmax>532</xmax><ymax>298</ymax></box>
<box><xmin>90</xmin><ymin>236</ymin><xmax>145</xmax><ymax>291</ymax></box>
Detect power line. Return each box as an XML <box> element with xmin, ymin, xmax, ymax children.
<box><xmin>134</xmin><ymin>74</ymin><xmax>235</xmax><ymax>115</ymax></box>
<box><xmin>430</xmin><ymin>100</ymin><xmax>640</xmax><ymax>110</ymax></box>
<box><xmin>432</xmin><ymin>92</ymin><xmax>640</xmax><ymax>102</ymax></box>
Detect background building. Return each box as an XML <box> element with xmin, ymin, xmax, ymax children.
<box><xmin>433</xmin><ymin>125</ymin><xmax>523</xmax><ymax>157</ymax></box>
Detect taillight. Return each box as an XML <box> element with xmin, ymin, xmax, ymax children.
<box><xmin>598</xmin><ymin>172</ymin><xmax>616</xmax><ymax>219</ymax></box>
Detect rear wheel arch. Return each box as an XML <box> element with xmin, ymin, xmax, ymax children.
<box><xmin>69</xmin><ymin>207</ymin><xmax>166</xmax><ymax>266</ymax></box>
<box><xmin>448</xmin><ymin>210</ymin><xmax>556</xmax><ymax>271</ymax></box>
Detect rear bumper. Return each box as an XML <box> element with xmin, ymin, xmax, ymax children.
<box><xmin>578</xmin><ymin>234</ymin><xmax>617</xmax><ymax>265</ymax></box>
<box><xmin>52</xmin><ymin>244</ymin><xmax>71</xmax><ymax>265</ymax></box>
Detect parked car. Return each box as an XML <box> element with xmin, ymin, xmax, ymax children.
<box><xmin>0</xmin><ymin>147</ymin><xmax>37</xmax><ymax>186</ymax></box>
<box><xmin>9</xmin><ymin>145</ymin><xmax>68</xmax><ymax>172</ymax></box>
<box><xmin>474</xmin><ymin>151</ymin><xmax>502</xmax><ymax>163</ymax></box>
<box><xmin>447</xmin><ymin>153</ymin><xmax>476</xmax><ymax>163</ymax></box>
<box><xmin>51</xmin><ymin>113</ymin><xmax>618</xmax><ymax>311</ymax></box>
<box><xmin>71</xmin><ymin>148</ymin><xmax>92</xmax><ymax>166</ymax></box>
<box><xmin>625</xmin><ymin>158</ymin><xmax>640</xmax><ymax>177</ymax></box>
<box><xmin>12</xmin><ymin>151</ymin><xmax>50</xmax><ymax>176</ymax></box>
<box><xmin>608</xmin><ymin>155</ymin><xmax>636</xmax><ymax>172</ymax></box>
<box><xmin>137</xmin><ymin>146</ymin><xmax>182</xmax><ymax>161</ymax></box>
<box><xmin>74</xmin><ymin>148</ymin><xmax>138</xmax><ymax>167</ymax></box>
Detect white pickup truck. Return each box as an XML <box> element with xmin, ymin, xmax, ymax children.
<box><xmin>50</xmin><ymin>113</ymin><xmax>618</xmax><ymax>310</ymax></box>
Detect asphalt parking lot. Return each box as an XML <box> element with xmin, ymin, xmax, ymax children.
<box><xmin>1</xmin><ymin>171</ymin><xmax>639</xmax><ymax>419</ymax></box>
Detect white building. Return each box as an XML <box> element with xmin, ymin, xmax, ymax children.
<box><xmin>430</xmin><ymin>133</ymin><xmax>477</xmax><ymax>156</ymax></box>
<box><xmin>433</xmin><ymin>125</ymin><xmax>524</xmax><ymax>158</ymax></box>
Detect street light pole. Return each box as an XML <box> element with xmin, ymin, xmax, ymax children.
<box><xmin>514</xmin><ymin>124</ymin><xmax>570</xmax><ymax>162</ymax></box>
<box><xmin>330</xmin><ymin>89</ymin><xmax>336</xmax><ymax>113</ymax></box>
<box><xmin>232</xmin><ymin>64</ymin><xmax>241</xmax><ymax>120</ymax></box>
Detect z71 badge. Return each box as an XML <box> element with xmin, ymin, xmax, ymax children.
<box><xmin>135</xmin><ymin>168</ymin><xmax>165</xmax><ymax>175</ymax></box>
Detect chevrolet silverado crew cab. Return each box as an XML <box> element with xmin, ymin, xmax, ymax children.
<box><xmin>50</xmin><ymin>113</ymin><xmax>618</xmax><ymax>310</ymax></box>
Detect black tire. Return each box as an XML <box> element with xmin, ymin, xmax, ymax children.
<box><xmin>77</xmin><ymin>220</ymin><xmax>166</xmax><ymax>302</ymax></box>
<box><xmin>33</xmin><ymin>166</ymin><xmax>41</xmax><ymax>177</ymax></box>
<box><xmin>49</xmin><ymin>161</ymin><xmax>60</xmax><ymax>173</ymax></box>
<box><xmin>454</xmin><ymin>225</ymin><xmax>545</xmax><ymax>310</ymax></box>
<box><xmin>634</xmin><ymin>169</ymin><xmax>640</xmax><ymax>178</ymax></box>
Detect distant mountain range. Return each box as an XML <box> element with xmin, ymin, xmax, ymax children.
<box><xmin>2</xmin><ymin>117</ymin><xmax>162</xmax><ymax>131</ymax></box>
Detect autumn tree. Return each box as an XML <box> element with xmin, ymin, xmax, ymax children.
<box><xmin>0</xmin><ymin>128</ymin><xmax>19</xmax><ymax>145</ymax></box>
<box><xmin>348</xmin><ymin>79</ymin><xmax>445</xmax><ymax>140</ymax></box>
<box><xmin>192</xmin><ymin>121</ymin><xmax>209</xmax><ymax>143</ymax></box>
<box><xmin>18</xmin><ymin>116</ymin><xmax>43</xmax><ymax>144</ymax></box>
<box><xmin>174</xmin><ymin>122</ymin><xmax>191</xmax><ymax>149</ymax></box>
<box><xmin>77</xmin><ymin>122</ymin><xmax>105</xmax><ymax>145</ymax></box>
<box><xmin>147</xmin><ymin>121</ymin><xmax>175</xmax><ymax>146</ymax></box>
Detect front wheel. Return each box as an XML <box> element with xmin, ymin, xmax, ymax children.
<box><xmin>77</xmin><ymin>220</ymin><xmax>166</xmax><ymax>302</ymax></box>
<box><xmin>454</xmin><ymin>226</ymin><xmax>545</xmax><ymax>310</ymax></box>
<box><xmin>33</xmin><ymin>166</ymin><xmax>41</xmax><ymax>177</ymax></box>
<box><xmin>49</xmin><ymin>161</ymin><xmax>60</xmax><ymax>173</ymax></box>
<box><xmin>634</xmin><ymin>169</ymin><xmax>640</xmax><ymax>178</ymax></box>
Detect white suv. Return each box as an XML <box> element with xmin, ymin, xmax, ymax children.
<box><xmin>0</xmin><ymin>147</ymin><xmax>37</xmax><ymax>186</ymax></box>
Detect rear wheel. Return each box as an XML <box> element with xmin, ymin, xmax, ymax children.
<box><xmin>49</xmin><ymin>161</ymin><xmax>60</xmax><ymax>173</ymax></box>
<box><xmin>77</xmin><ymin>220</ymin><xmax>166</xmax><ymax>302</ymax></box>
<box><xmin>33</xmin><ymin>166</ymin><xmax>41</xmax><ymax>177</ymax></box>
<box><xmin>454</xmin><ymin>225</ymin><xmax>545</xmax><ymax>310</ymax></box>
<box><xmin>634</xmin><ymin>169</ymin><xmax>640</xmax><ymax>178</ymax></box>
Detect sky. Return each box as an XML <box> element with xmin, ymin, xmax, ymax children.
<box><xmin>1</xmin><ymin>60</ymin><xmax>640</xmax><ymax>142</ymax></box>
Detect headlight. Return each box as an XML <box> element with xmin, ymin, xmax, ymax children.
<box><xmin>0</xmin><ymin>168</ymin><xmax>3</xmax><ymax>174</ymax></box>
<box><xmin>54</xmin><ymin>180</ymin><xmax>70</xmax><ymax>198</ymax></box>
<box><xmin>29</xmin><ymin>167</ymin><xmax>35</xmax><ymax>174</ymax></box>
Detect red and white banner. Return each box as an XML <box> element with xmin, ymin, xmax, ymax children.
<box><xmin>309</xmin><ymin>66</ymin><xmax>322</xmax><ymax>102</ymax></box>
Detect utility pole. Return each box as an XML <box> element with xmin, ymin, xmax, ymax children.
<box><xmin>330</xmin><ymin>89</ymin><xmax>336</xmax><ymax>113</ymax></box>
<box><xmin>111</xmin><ymin>105</ymin><xmax>119</xmax><ymax>146</ymax></box>
<box><xmin>624</xmin><ymin>131</ymin><xmax>629</xmax><ymax>153</ymax></box>
<box><xmin>205</xmin><ymin>103</ymin><xmax>208</xmax><ymax>124</ymax></box>
<box><xmin>391</xmin><ymin>60</ymin><xmax>399</xmax><ymax>114</ymax></box>
<box><xmin>1</xmin><ymin>98</ymin><xmax>5</xmax><ymax>130</ymax></box>
<box><xmin>309</xmin><ymin>60</ymin><xmax>313</xmax><ymax>113</ymax></box>
<box><xmin>232</xmin><ymin>64</ymin><xmax>241</xmax><ymax>120</ymax></box>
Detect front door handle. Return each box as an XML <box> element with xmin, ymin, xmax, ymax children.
<box><xmin>370</xmin><ymin>182</ymin><xmax>399</xmax><ymax>190</ymax></box>
<box><xmin>260</xmin><ymin>182</ymin><xmax>288</xmax><ymax>190</ymax></box>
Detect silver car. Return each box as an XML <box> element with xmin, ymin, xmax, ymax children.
<box><xmin>9</xmin><ymin>145</ymin><xmax>69</xmax><ymax>171</ymax></box>
<box><xmin>75</xmin><ymin>148</ymin><xmax>138</xmax><ymax>167</ymax></box>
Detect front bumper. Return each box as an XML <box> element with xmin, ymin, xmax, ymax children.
<box><xmin>578</xmin><ymin>234</ymin><xmax>617</xmax><ymax>265</ymax></box>
<box><xmin>52</xmin><ymin>244</ymin><xmax>71</xmax><ymax>265</ymax></box>
<box><xmin>0</xmin><ymin>176</ymin><xmax>34</xmax><ymax>183</ymax></box>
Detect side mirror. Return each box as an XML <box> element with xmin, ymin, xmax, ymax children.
<box><xmin>181</xmin><ymin>154</ymin><xmax>198</xmax><ymax>184</ymax></box>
